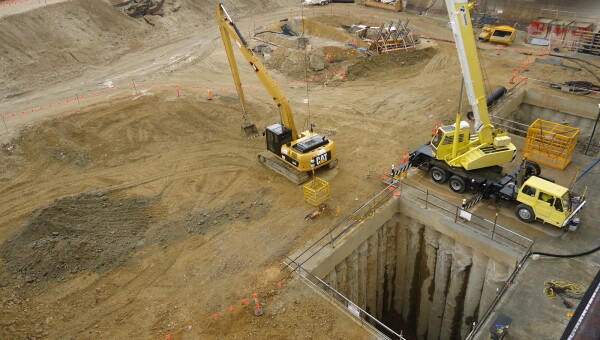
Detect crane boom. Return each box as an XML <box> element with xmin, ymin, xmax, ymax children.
<box><xmin>217</xmin><ymin>3</ymin><xmax>299</xmax><ymax>139</ymax></box>
<box><xmin>444</xmin><ymin>0</ymin><xmax>492</xmax><ymax>143</ymax></box>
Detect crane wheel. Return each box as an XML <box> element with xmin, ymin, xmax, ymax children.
<box><xmin>448</xmin><ymin>176</ymin><xmax>466</xmax><ymax>193</ymax></box>
<box><xmin>430</xmin><ymin>166</ymin><xmax>448</xmax><ymax>183</ymax></box>
<box><xmin>516</xmin><ymin>204</ymin><xmax>535</xmax><ymax>223</ymax></box>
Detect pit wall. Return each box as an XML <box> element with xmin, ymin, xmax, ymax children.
<box><xmin>406</xmin><ymin>0</ymin><xmax>600</xmax><ymax>27</ymax></box>
<box><xmin>494</xmin><ymin>87</ymin><xmax>600</xmax><ymax>141</ymax></box>
<box><xmin>308</xmin><ymin>198</ymin><xmax>520</xmax><ymax>340</ymax></box>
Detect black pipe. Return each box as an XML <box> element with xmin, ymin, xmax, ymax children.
<box><xmin>486</xmin><ymin>86</ymin><xmax>507</xmax><ymax>107</ymax></box>
<box><xmin>532</xmin><ymin>245</ymin><xmax>600</xmax><ymax>258</ymax></box>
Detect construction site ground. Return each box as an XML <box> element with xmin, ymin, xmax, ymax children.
<box><xmin>1</xmin><ymin>1</ymin><xmax>598</xmax><ymax>339</ymax></box>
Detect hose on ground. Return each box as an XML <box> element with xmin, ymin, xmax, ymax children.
<box><xmin>549</xmin><ymin>81</ymin><xmax>600</xmax><ymax>95</ymax></box>
<box><xmin>531</xmin><ymin>245</ymin><xmax>600</xmax><ymax>258</ymax></box>
<box><xmin>544</xmin><ymin>281</ymin><xmax>585</xmax><ymax>306</ymax></box>
<box><xmin>548</xmin><ymin>53</ymin><xmax>600</xmax><ymax>82</ymax></box>
<box><xmin>549</xmin><ymin>53</ymin><xmax>600</xmax><ymax>69</ymax></box>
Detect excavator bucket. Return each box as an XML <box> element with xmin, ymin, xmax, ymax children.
<box><xmin>242</xmin><ymin>121</ymin><xmax>259</xmax><ymax>138</ymax></box>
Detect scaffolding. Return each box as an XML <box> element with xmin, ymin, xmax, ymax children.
<box><xmin>524</xmin><ymin>119</ymin><xmax>580</xmax><ymax>170</ymax></box>
<box><xmin>368</xmin><ymin>19</ymin><xmax>419</xmax><ymax>54</ymax></box>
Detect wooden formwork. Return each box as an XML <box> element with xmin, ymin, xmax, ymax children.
<box><xmin>303</xmin><ymin>177</ymin><xmax>331</xmax><ymax>206</ymax></box>
<box><xmin>523</xmin><ymin>119</ymin><xmax>580</xmax><ymax>170</ymax></box>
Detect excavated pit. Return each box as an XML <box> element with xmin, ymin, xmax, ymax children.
<box><xmin>302</xmin><ymin>189</ymin><xmax>526</xmax><ymax>339</ymax></box>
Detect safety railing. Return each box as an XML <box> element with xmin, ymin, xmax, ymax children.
<box><xmin>396</xmin><ymin>181</ymin><xmax>535</xmax><ymax>254</ymax></box>
<box><xmin>465</xmin><ymin>247</ymin><xmax>533</xmax><ymax>340</ymax></box>
<box><xmin>283</xmin><ymin>257</ymin><xmax>405</xmax><ymax>340</ymax></box>
<box><xmin>281</xmin><ymin>183</ymin><xmax>397</xmax><ymax>282</ymax></box>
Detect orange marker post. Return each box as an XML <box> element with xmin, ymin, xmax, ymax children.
<box><xmin>509</xmin><ymin>71</ymin><xmax>517</xmax><ymax>84</ymax></box>
<box><xmin>253</xmin><ymin>292</ymin><xmax>264</xmax><ymax>316</ymax></box>
<box><xmin>207</xmin><ymin>89</ymin><xmax>212</xmax><ymax>100</ymax></box>
<box><xmin>432</xmin><ymin>122</ymin><xmax>439</xmax><ymax>137</ymax></box>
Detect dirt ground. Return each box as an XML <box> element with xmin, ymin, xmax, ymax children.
<box><xmin>0</xmin><ymin>1</ymin><xmax>598</xmax><ymax>339</ymax></box>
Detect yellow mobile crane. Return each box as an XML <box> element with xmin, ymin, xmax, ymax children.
<box><xmin>391</xmin><ymin>0</ymin><xmax>586</xmax><ymax>228</ymax></box>
<box><xmin>433</xmin><ymin>0</ymin><xmax>516</xmax><ymax>170</ymax></box>
<box><xmin>217</xmin><ymin>3</ymin><xmax>337</xmax><ymax>185</ymax></box>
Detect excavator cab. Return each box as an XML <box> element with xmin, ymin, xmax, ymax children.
<box><xmin>265</xmin><ymin>123</ymin><xmax>293</xmax><ymax>157</ymax></box>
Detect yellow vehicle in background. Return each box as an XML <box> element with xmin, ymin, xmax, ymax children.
<box><xmin>478</xmin><ymin>24</ymin><xmax>516</xmax><ymax>45</ymax></box>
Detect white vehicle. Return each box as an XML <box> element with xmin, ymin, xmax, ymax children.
<box><xmin>303</xmin><ymin>0</ymin><xmax>330</xmax><ymax>5</ymax></box>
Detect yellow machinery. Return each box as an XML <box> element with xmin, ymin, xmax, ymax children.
<box><xmin>478</xmin><ymin>25</ymin><xmax>516</xmax><ymax>45</ymax></box>
<box><xmin>303</xmin><ymin>177</ymin><xmax>331</xmax><ymax>207</ymax></box>
<box><xmin>515</xmin><ymin>176</ymin><xmax>586</xmax><ymax>228</ymax></box>
<box><xmin>431</xmin><ymin>0</ymin><xmax>516</xmax><ymax>171</ymax></box>
<box><xmin>217</xmin><ymin>4</ymin><xmax>337</xmax><ymax>185</ymax></box>
<box><xmin>364</xmin><ymin>0</ymin><xmax>403</xmax><ymax>12</ymax></box>
<box><xmin>524</xmin><ymin>119</ymin><xmax>580</xmax><ymax>170</ymax></box>
<box><xmin>390</xmin><ymin>0</ymin><xmax>586</xmax><ymax>228</ymax></box>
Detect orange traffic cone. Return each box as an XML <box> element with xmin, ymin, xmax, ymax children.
<box><xmin>509</xmin><ymin>71</ymin><xmax>517</xmax><ymax>84</ymax></box>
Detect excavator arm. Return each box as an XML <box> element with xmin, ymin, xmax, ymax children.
<box><xmin>216</xmin><ymin>3</ymin><xmax>300</xmax><ymax>140</ymax></box>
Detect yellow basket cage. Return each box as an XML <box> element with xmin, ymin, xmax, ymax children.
<box><xmin>303</xmin><ymin>177</ymin><xmax>331</xmax><ymax>207</ymax></box>
<box><xmin>524</xmin><ymin>119</ymin><xmax>580</xmax><ymax>170</ymax></box>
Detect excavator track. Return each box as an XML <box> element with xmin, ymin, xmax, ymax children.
<box><xmin>258</xmin><ymin>151</ymin><xmax>309</xmax><ymax>185</ymax></box>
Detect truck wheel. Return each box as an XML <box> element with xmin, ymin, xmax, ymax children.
<box><xmin>448</xmin><ymin>176</ymin><xmax>466</xmax><ymax>193</ymax></box>
<box><xmin>430</xmin><ymin>166</ymin><xmax>448</xmax><ymax>183</ymax></box>
<box><xmin>516</xmin><ymin>204</ymin><xmax>535</xmax><ymax>223</ymax></box>
<box><xmin>524</xmin><ymin>161</ymin><xmax>541</xmax><ymax>179</ymax></box>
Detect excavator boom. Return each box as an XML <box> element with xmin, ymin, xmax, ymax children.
<box><xmin>216</xmin><ymin>3</ymin><xmax>299</xmax><ymax>139</ymax></box>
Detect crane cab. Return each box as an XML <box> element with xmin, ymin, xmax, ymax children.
<box><xmin>430</xmin><ymin>121</ymin><xmax>471</xmax><ymax>161</ymax></box>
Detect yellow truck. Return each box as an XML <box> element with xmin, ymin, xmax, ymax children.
<box><xmin>478</xmin><ymin>25</ymin><xmax>516</xmax><ymax>45</ymax></box>
<box><xmin>515</xmin><ymin>176</ymin><xmax>586</xmax><ymax>228</ymax></box>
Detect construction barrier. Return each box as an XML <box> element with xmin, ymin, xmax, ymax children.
<box><xmin>0</xmin><ymin>68</ymin><xmax>348</xmax><ymax>125</ymax></box>
<box><xmin>0</xmin><ymin>0</ymin><xmax>30</xmax><ymax>7</ymax></box>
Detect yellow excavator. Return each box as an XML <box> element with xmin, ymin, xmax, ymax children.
<box><xmin>216</xmin><ymin>3</ymin><xmax>337</xmax><ymax>185</ymax></box>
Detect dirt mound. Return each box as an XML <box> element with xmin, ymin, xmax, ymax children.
<box><xmin>0</xmin><ymin>191</ymin><xmax>155</xmax><ymax>282</ymax></box>
<box><xmin>290</xmin><ymin>18</ymin><xmax>364</xmax><ymax>46</ymax></box>
<box><xmin>346</xmin><ymin>47</ymin><xmax>438</xmax><ymax>80</ymax></box>
<box><xmin>0</xmin><ymin>0</ymin><xmax>298</xmax><ymax>100</ymax></box>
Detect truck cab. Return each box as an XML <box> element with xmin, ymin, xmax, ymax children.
<box><xmin>515</xmin><ymin>176</ymin><xmax>586</xmax><ymax>228</ymax></box>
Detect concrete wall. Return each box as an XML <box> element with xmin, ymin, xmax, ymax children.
<box><xmin>406</xmin><ymin>0</ymin><xmax>600</xmax><ymax>26</ymax></box>
<box><xmin>310</xmin><ymin>198</ymin><xmax>520</xmax><ymax>339</ymax></box>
